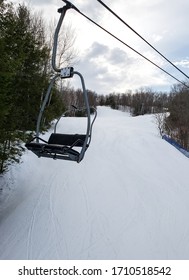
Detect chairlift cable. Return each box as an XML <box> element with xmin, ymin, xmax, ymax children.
<box><xmin>97</xmin><ymin>0</ymin><xmax>189</xmax><ymax>81</ymax></box>
<box><xmin>73</xmin><ymin>6</ymin><xmax>189</xmax><ymax>89</ymax></box>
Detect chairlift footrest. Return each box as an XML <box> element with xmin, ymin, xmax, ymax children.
<box><xmin>25</xmin><ymin>142</ymin><xmax>80</xmax><ymax>161</ymax></box>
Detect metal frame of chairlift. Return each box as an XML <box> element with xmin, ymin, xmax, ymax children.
<box><xmin>25</xmin><ymin>0</ymin><xmax>97</xmax><ymax>163</ymax></box>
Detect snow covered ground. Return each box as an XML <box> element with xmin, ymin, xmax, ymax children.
<box><xmin>0</xmin><ymin>106</ymin><xmax>189</xmax><ymax>260</ymax></box>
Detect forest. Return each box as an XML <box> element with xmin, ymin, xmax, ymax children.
<box><xmin>0</xmin><ymin>0</ymin><xmax>189</xmax><ymax>174</ymax></box>
<box><xmin>99</xmin><ymin>84</ymin><xmax>189</xmax><ymax>151</ymax></box>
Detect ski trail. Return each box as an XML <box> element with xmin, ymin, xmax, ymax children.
<box><xmin>49</xmin><ymin>180</ymin><xmax>62</xmax><ymax>259</ymax></box>
<box><xmin>78</xmin><ymin>174</ymin><xmax>118</xmax><ymax>259</ymax></box>
<box><xmin>48</xmin><ymin>175</ymin><xmax>70</xmax><ymax>259</ymax></box>
<box><xmin>26</xmin><ymin>183</ymin><xmax>47</xmax><ymax>260</ymax></box>
<box><xmin>98</xmin><ymin>212</ymin><xmax>118</xmax><ymax>259</ymax></box>
<box><xmin>79</xmin><ymin>178</ymin><xmax>92</xmax><ymax>258</ymax></box>
<box><xmin>82</xmin><ymin>211</ymin><xmax>118</xmax><ymax>259</ymax></box>
<box><xmin>27</xmin><ymin>171</ymin><xmax>62</xmax><ymax>259</ymax></box>
<box><xmin>1</xmin><ymin>107</ymin><xmax>189</xmax><ymax>259</ymax></box>
<box><xmin>26</xmin><ymin>167</ymin><xmax>72</xmax><ymax>259</ymax></box>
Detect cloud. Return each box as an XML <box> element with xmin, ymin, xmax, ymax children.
<box><xmin>74</xmin><ymin>0</ymin><xmax>104</xmax><ymax>21</ymax></box>
<box><xmin>108</xmin><ymin>47</ymin><xmax>130</xmax><ymax>65</ymax></box>
<box><xmin>74</xmin><ymin>42</ymin><xmax>158</xmax><ymax>94</ymax></box>
<box><xmin>27</xmin><ymin>0</ymin><xmax>55</xmax><ymax>6</ymax></box>
<box><xmin>73</xmin><ymin>40</ymin><xmax>176</xmax><ymax>94</ymax></box>
<box><xmin>85</xmin><ymin>42</ymin><xmax>109</xmax><ymax>59</ymax></box>
<box><xmin>174</xmin><ymin>59</ymin><xmax>189</xmax><ymax>69</ymax></box>
<box><xmin>152</xmin><ymin>34</ymin><xmax>163</xmax><ymax>43</ymax></box>
<box><xmin>85</xmin><ymin>42</ymin><xmax>132</xmax><ymax>66</ymax></box>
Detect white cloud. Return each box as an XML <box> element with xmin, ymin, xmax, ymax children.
<box><xmin>27</xmin><ymin>0</ymin><xmax>55</xmax><ymax>6</ymax></box>
<box><xmin>174</xmin><ymin>59</ymin><xmax>189</xmax><ymax>69</ymax></box>
<box><xmin>152</xmin><ymin>34</ymin><xmax>163</xmax><ymax>43</ymax></box>
<box><xmin>72</xmin><ymin>41</ymin><xmax>172</xmax><ymax>94</ymax></box>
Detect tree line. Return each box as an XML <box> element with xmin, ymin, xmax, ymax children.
<box><xmin>0</xmin><ymin>1</ymin><xmax>62</xmax><ymax>172</ymax></box>
<box><xmin>165</xmin><ymin>84</ymin><xmax>189</xmax><ymax>150</ymax></box>
<box><xmin>98</xmin><ymin>88</ymin><xmax>169</xmax><ymax>115</ymax></box>
<box><xmin>98</xmin><ymin>85</ymin><xmax>189</xmax><ymax>151</ymax></box>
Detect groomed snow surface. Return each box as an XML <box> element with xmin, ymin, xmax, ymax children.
<box><xmin>0</xmin><ymin>106</ymin><xmax>189</xmax><ymax>260</ymax></box>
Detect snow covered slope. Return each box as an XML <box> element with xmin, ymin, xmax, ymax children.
<box><xmin>0</xmin><ymin>106</ymin><xmax>189</xmax><ymax>260</ymax></box>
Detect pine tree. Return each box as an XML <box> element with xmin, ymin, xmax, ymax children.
<box><xmin>0</xmin><ymin>1</ymin><xmax>50</xmax><ymax>172</ymax></box>
<box><xmin>0</xmin><ymin>1</ymin><xmax>77</xmax><ymax>173</ymax></box>
<box><xmin>166</xmin><ymin>84</ymin><xmax>189</xmax><ymax>149</ymax></box>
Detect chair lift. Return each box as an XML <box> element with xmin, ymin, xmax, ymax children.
<box><xmin>25</xmin><ymin>0</ymin><xmax>97</xmax><ymax>163</ymax></box>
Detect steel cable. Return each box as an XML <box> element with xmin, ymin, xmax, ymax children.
<box><xmin>97</xmin><ymin>0</ymin><xmax>189</xmax><ymax>81</ymax></box>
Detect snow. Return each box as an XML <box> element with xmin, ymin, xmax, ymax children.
<box><xmin>0</xmin><ymin>106</ymin><xmax>189</xmax><ymax>260</ymax></box>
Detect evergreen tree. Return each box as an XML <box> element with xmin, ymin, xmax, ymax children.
<box><xmin>166</xmin><ymin>84</ymin><xmax>189</xmax><ymax>149</ymax></box>
<box><xmin>0</xmin><ymin>1</ymin><xmax>65</xmax><ymax>173</ymax></box>
<box><xmin>7</xmin><ymin>4</ymin><xmax>50</xmax><ymax>131</ymax></box>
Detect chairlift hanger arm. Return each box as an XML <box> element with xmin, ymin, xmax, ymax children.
<box><xmin>52</xmin><ymin>1</ymin><xmax>80</xmax><ymax>72</ymax></box>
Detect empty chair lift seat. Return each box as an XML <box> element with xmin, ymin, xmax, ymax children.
<box><xmin>25</xmin><ymin>133</ymin><xmax>87</xmax><ymax>161</ymax></box>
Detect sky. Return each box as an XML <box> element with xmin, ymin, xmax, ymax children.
<box><xmin>11</xmin><ymin>0</ymin><xmax>189</xmax><ymax>94</ymax></box>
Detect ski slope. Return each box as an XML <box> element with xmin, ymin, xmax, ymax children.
<box><xmin>0</xmin><ymin>106</ymin><xmax>189</xmax><ymax>260</ymax></box>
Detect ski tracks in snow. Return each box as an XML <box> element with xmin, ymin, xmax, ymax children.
<box><xmin>26</xmin><ymin>170</ymin><xmax>69</xmax><ymax>259</ymax></box>
<box><xmin>48</xmin><ymin>174</ymin><xmax>70</xmax><ymax>259</ymax></box>
<box><xmin>77</xmin><ymin>176</ymin><xmax>118</xmax><ymax>259</ymax></box>
<box><xmin>26</xmin><ymin>182</ymin><xmax>47</xmax><ymax>259</ymax></box>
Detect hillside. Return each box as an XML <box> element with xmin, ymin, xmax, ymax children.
<box><xmin>0</xmin><ymin>106</ymin><xmax>189</xmax><ymax>260</ymax></box>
